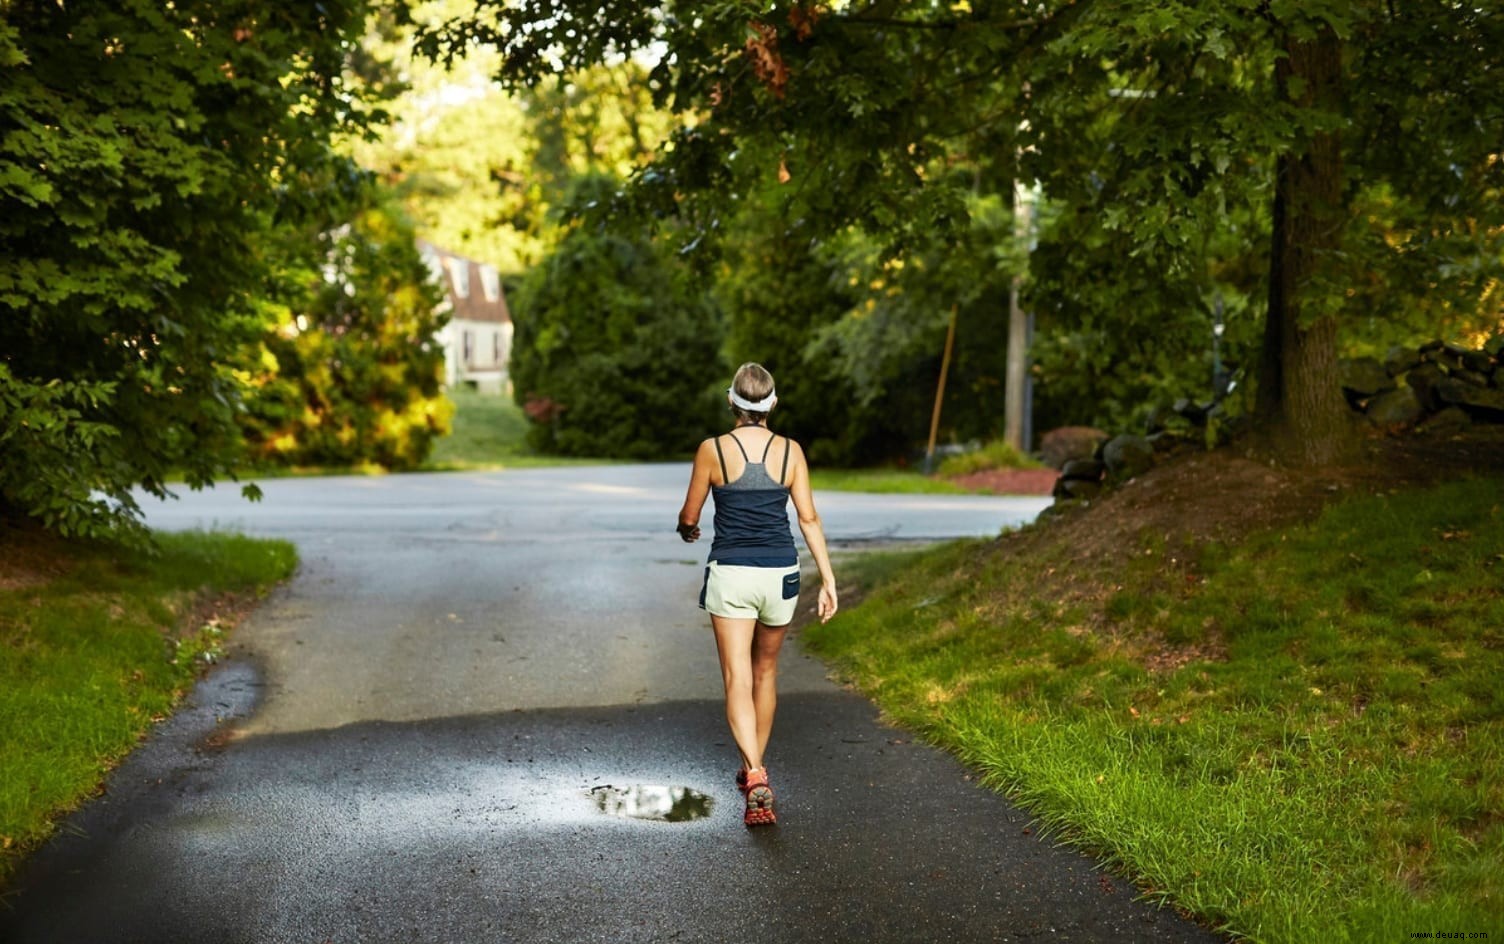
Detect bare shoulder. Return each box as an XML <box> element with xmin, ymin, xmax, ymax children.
<box><xmin>782</xmin><ymin>436</ymin><xmax>809</xmax><ymax>473</ymax></box>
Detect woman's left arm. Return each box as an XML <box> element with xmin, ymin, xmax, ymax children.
<box><xmin>677</xmin><ymin>439</ymin><xmax>714</xmax><ymax>542</ymax></box>
<box><xmin>786</xmin><ymin>440</ymin><xmax>838</xmax><ymax>623</ymax></box>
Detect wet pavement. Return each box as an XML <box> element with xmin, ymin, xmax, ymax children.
<box><xmin>0</xmin><ymin>465</ymin><xmax>1224</xmax><ymax>943</ymax></box>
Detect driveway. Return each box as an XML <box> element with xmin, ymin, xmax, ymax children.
<box><xmin>0</xmin><ymin>466</ymin><xmax>1223</xmax><ymax>943</ymax></box>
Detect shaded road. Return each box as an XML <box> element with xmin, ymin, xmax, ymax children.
<box><xmin>1</xmin><ymin>466</ymin><xmax>1223</xmax><ymax>942</ymax></box>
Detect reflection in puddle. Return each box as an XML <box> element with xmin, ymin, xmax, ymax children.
<box><xmin>590</xmin><ymin>785</ymin><xmax>714</xmax><ymax>822</ymax></box>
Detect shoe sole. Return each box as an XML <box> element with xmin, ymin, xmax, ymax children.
<box><xmin>744</xmin><ymin>784</ymin><xmax>776</xmax><ymax>827</ymax></box>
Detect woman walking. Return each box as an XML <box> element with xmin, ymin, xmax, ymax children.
<box><xmin>677</xmin><ymin>363</ymin><xmax>838</xmax><ymax>827</ymax></box>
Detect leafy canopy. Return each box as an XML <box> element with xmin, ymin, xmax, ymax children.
<box><xmin>1</xmin><ymin>0</ymin><xmax>377</xmax><ymax>538</ymax></box>
<box><xmin>425</xmin><ymin>1</ymin><xmax>1504</xmax><ymax>457</ymax></box>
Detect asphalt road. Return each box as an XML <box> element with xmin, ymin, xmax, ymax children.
<box><xmin>0</xmin><ymin>465</ymin><xmax>1225</xmax><ymax>943</ymax></box>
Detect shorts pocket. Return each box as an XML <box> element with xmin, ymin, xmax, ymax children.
<box><xmin>781</xmin><ymin>571</ymin><xmax>800</xmax><ymax>600</ymax></box>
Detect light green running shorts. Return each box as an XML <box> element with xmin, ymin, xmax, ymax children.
<box><xmin>700</xmin><ymin>561</ymin><xmax>801</xmax><ymax>627</ymax></box>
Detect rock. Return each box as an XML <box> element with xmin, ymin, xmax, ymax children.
<box><xmin>1172</xmin><ymin>398</ymin><xmax>1209</xmax><ymax>427</ymax></box>
<box><xmin>1060</xmin><ymin>458</ymin><xmax>1105</xmax><ymax>481</ymax></box>
<box><xmin>1406</xmin><ymin>362</ymin><xmax>1446</xmax><ymax>412</ymax></box>
<box><xmin>1039</xmin><ymin>426</ymin><xmax>1109</xmax><ymax>470</ymax></box>
<box><xmin>1427</xmin><ymin>344</ymin><xmax>1470</xmax><ymax>372</ymax></box>
<box><xmin>1485</xmin><ymin>334</ymin><xmax>1504</xmax><ymax>357</ymax></box>
<box><xmin>1454</xmin><ymin>369</ymin><xmax>1492</xmax><ymax>388</ymax></box>
<box><xmin>1053</xmin><ymin>477</ymin><xmax>1102</xmax><ymax>501</ymax></box>
<box><xmin>1364</xmin><ymin>386</ymin><xmax>1423</xmax><ymax>427</ymax></box>
<box><xmin>1419</xmin><ymin>339</ymin><xmax>1446</xmax><ymax>354</ymax></box>
<box><xmin>1434</xmin><ymin>377</ymin><xmax>1504</xmax><ymax>421</ymax></box>
<box><xmin>1340</xmin><ymin>356</ymin><xmax>1392</xmax><ymax>399</ymax></box>
<box><xmin>1461</xmin><ymin>350</ymin><xmax>1495</xmax><ymax>375</ymax></box>
<box><xmin>1417</xmin><ymin>406</ymin><xmax>1472</xmax><ymax>435</ymax></box>
<box><xmin>1102</xmin><ymin>434</ymin><xmax>1155</xmax><ymax>480</ymax></box>
<box><xmin>1383</xmin><ymin>345</ymin><xmax>1422</xmax><ymax>376</ymax></box>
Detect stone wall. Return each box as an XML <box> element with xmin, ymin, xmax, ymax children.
<box><xmin>1342</xmin><ymin>337</ymin><xmax>1504</xmax><ymax>432</ymax></box>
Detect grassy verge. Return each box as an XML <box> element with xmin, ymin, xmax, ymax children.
<box><xmin>241</xmin><ymin>390</ymin><xmax>995</xmax><ymax>491</ymax></box>
<box><xmin>0</xmin><ymin>530</ymin><xmax>297</xmax><ymax>889</ymax></box>
<box><xmin>810</xmin><ymin>467</ymin><xmax>972</xmax><ymax>495</ymax></box>
<box><xmin>422</xmin><ymin>388</ymin><xmax>612</xmax><ymax>470</ymax></box>
<box><xmin>805</xmin><ymin>477</ymin><xmax>1504</xmax><ymax>941</ymax></box>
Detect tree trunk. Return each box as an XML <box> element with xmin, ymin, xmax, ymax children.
<box><xmin>1254</xmin><ymin>24</ymin><xmax>1356</xmax><ymax>466</ymax></box>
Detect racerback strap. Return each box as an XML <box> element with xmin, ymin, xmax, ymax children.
<box><xmin>713</xmin><ymin>437</ymin><xmax>729</xmax><ymax>483</ymax></box>
<box><xmin>726</xmin><ymin>432</ymin><xmax>752</xmax><ymax>462</ymax></box>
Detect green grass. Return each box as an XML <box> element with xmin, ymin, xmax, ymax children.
<box><xmin>810</xmin><ymin>467</ymin><xmax>972</xmax><ymax>494</ymax></box>
<box><xmin>0</xmin><ymin>531</ymin><xmax>297</xmax><ymax>889</ymax></box>
<box><xmin>430</xmin><ymin>389</ymin><xmax>987</xmax><ymax>491</ymax></box>
<box><xmin>422</xmin><ymin>388</ymin><xmax>613</xmax><ymax>470</ymax></box>
<box><xmin>936</xmin><ymin>439</ymin><xmax>1044</xmax><ymax>476</ymax></box>
<box><xmin>239</xmin><ymin>391</ymin><xmax>989</xmax><ymax>491</ymax></box>
<box><xmin>806</xmin><ymin>477</ymin><xmax>1504</xmax><ymax>941</ymax></box>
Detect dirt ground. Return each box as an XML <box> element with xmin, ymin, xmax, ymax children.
<box><xmin>948</xmin><ymin>466</ymin><xmax>1059</xmax><ymax>495</ymax></box>
<box><xmin>952</xmin><ymin>424</ymin><xmax>1503</xmax><ymax>556</ymax></box>
<box><xmin>945</xmin><ymin>424</ymin><xmax>1504</xmax><ymax>673</ymax></box>
<box><xmin>0</xmin><ymin>521</ymin><xmax>76</xmax><ymax>591</ymax></box>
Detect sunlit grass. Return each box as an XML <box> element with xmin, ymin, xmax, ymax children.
<box><xmin>0</xmin><ymin>531</ymin><xmax>297</xmax><ymax>890</ymax></box>
<box><xmin>246</xmin><ymin>390</ymin><xmax>1011</xmax><ymax>489</ymax></box>
<box><xmin>806</xmin><ymin>477</ymin><xmax>1504</xmax><ymax>941</ymax></box>
<box><xmin>936</xmin><ymin>439</ymin><xmax>1044</xmax><ymax>476</ymax></box>
<box><xmin>422</xmin><ymin>388</ymin><xmax>614</xmax><ymax>470</ymax></box>
<box><xmin>431</xmin><ymin>392</ymin><xmax>982</xmax><ymax>489</ymax></box>
<box><xmin>811</xmin><ymin>467</ymin><xmax>971</xmax><ymax>494</ymax></box>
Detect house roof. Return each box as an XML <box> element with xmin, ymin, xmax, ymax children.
<box><xmin>417</xmin><ymin>241</ymin><xmax>511</xmax><ymax>325</ymax></box>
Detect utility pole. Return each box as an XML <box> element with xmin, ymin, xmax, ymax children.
<box><xmin>1004</xmin><ymin>178</ymin><xmax>1037</xmax><ymax>451</ymax></box>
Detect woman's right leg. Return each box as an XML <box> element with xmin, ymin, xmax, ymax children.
<box><xmin>750</xmin><ymin>622</ymin><xmax>787</xmax><ymax>764</ymax></box>
<box><xmin>710</xmin><ymin>615</ymin><xmax>762</xmax><ymax>771</ymax></box>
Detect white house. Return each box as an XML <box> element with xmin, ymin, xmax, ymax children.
<box><xmin>419</xmin><ymin>241</ymin><xmax>513</xmax><ymax>395</ymax></box>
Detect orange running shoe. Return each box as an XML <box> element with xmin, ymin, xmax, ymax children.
<box><xmin>743</xmin><ymin>768</ymin><xmax>776</xmax><ymax>827</ymax></box>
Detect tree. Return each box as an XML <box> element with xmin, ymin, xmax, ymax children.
<box><xmin>713</xmin><ymin>188</ymin><xmax>868</xmax><ymax>464</ymax></box>
<box><xmin>0</xmin><ymin>0</ymin><xmax>374</xmax><ymax>538</ymax></box>
<box><xmin>510</xmin><ymin>175</ymin><xmax>725</xmax><ymax>458</ymax></box>
<box><xmin>239</xmin><ymin>192</ymin><xmax>452</xmax><ymax>471</ymax></box>
<box><xmin>425</xmin><ymin>1</ymin><xmax>1504</xmax><ymax>464</ymax></box>
<box><xmin>1022</xmin><ymin>2</ymin><xmax>1503</xmax><ymax>460</ymax></box>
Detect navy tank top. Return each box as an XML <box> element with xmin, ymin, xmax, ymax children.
<box><xmin>708</xmin><ymin>429</ymin><xmax>796</xmax><ymax>567</ymax></box>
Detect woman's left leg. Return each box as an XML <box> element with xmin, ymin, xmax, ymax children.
<box><xmin>710</xmin><ymin>615</ymin><xmax>762</xmax><ymax>771</ymax></box>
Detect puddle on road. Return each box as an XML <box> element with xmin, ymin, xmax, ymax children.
<box><xmin>590</xmin><ymin>785</ymin><xmax>714</xmax><ymax>822</ymax></box>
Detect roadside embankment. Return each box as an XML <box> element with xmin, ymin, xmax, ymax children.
<box><xmin>807</xmin><ymin>444</ymin><xmax>1503</xmax><ymax>941</ymax></box>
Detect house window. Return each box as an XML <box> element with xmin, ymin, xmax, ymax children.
<box><xmin>492</xmin><ymin>331</ymin><xmax>502</xmax><ymax>365</ymax></box>
<box><xmin>480</xmin><ymin>265</ymin><xmax>500</xmax><ymax>302</ymax></box>
<box><xmin>449</xmin><ymin>258</ymin><xmax>470</xmax><ymax>299</ymax></box>
<box><xmin>462</xmin><ymin>329</ymin><xmax>474</xmax><ymax>366</ymax></box>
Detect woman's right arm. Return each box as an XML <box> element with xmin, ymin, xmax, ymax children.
<box><xmin>787</xmin><ymin>440</ymin><xmax>838</xmax><ymax>623</ymax></box>
<box><xmin>677</xmin><ymin>439</ymin><xmax>714</xmax><ymax>542</ymax></box>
